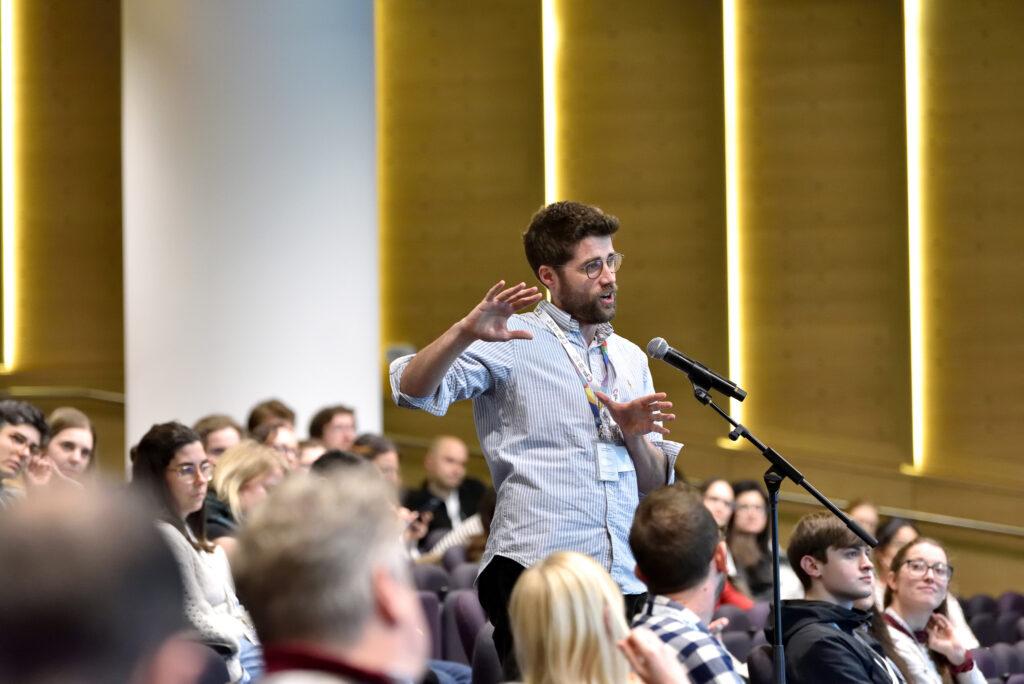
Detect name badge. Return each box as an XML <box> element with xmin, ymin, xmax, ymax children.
<box><xmin>596</xmin><ymin>441</ymin><xmax>634</xmax><ymax>482</ymax></box>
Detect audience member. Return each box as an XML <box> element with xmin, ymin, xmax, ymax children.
<box><xmin>403</xmin><ymin>435</ymin><xmax>486</xmax><ymax>541</ymax></box>
<box><xmin>353</xmin><ymin>433</ymin><xmax>402</xmax><ymax>488</ymax></box>
<box><xmin>253</xmin><ymin>420</ymin><xmax>300</xmax><ymax>470</ymax></box>
<box><xmin>207</xmin><ymin>440</ymin><xmax>287</xmax><ymax>551</ymax></box>
<box><xmin>848</xmin><ymin>498</ymin><xmax>881</xmax><ymax>537</ymax></box>
<box><xmin>233</xmin><ymin>470</ymin><xmax>430</xmax><ymax>683</ymax></box>
<box><xmin>0</xmin><ymin>400</ymin><xmax>48</xmax><ymax>509</ymax></box>
<box><xmin>246</xmin><ymin>398</ymin><xmax>296</xmax><ymax>434</ymax></box>
<box><xmin>883</xmin><ymin>538</ymin><xmax>984</xmax><ymax>684</ymax></box>
<box><xmin>22</xmin><ymin>406</ymin><xmax>94</xmax><ymax>490</ymax></box>
<box><xmin>699</xmin><ymin>477</ymin><xmax>751</xmax><ymax>610</ymax></box>
<box><xmin>418</xmin><ymin>486</ymin><xmax>497</xmax><ymax>565</ymax></box>
<box><xmin>130</xmin><ymin>421</ymin><xmax>262</xmax><ymax>683</ymax></box>
<box><xmin>629</xmin><ymin>483</ymin><xmax>744</xmax><ymax>683</ymax></box>
<box><xmin>308</xmin><ymin>404</ymin><xmax>358</xmax><ymax>451</ymax></box>
<box><xmin>0</xmin><ymin>484</ymin><xmax>222</xmax><ymax>684</ymax></box>
<box><xmin>774</xmin><ymin>511</ymin><xmax>904</xmax><ymax>684</ymax></box>
<box><xmin>297</xmin><ymin>438</ymin><xmax>326</xmax><ymax>470</ymax></box>
<box><xmin>727</xmin><ymin>480</ymin><xmax>802</xmax><ymax>601</ymax></box>
<box><xmin>194</xmin><ymin>414</ymin><xmax>243</xmax><ymax>462</ymax></box>
<box><xmin>509</xmin><ymin>551</ymin><xmax>640</xmax><ymax>684</ymax></box>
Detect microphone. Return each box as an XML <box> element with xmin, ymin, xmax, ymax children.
<box><xmin>647</xmin><ymin>337</ymin><xmax>748</xmax><ymax>402</ymax></box>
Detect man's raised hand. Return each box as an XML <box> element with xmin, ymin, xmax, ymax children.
<box><xmin>459</xmin><ymin>281</ymin><xmax>542</xmax><ymax>342</ymax></box>
<box><xmin>594</xmin><ymin>391</ymin><xmax>676</xmax><ymax>438</ymax></box>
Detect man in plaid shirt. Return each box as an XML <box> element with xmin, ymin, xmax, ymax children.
<box><xmin>630</xmin><ymin>483</ymin><xmax>745</xmax><ymax>683</ymax></box>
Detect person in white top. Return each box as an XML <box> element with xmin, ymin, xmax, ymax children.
<box><xmin>883</xmin><ymin>537</ymin><xmax>984</xmax><ymax>684</ymax></box>
<box><xmin>130</xmin><ymin>421</ymin><xmax>263</xmax><ymax>683</ymax></box>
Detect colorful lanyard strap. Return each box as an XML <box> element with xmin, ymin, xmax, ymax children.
<box><xmin>536</xmin><ymin>308</ymin><xmax>610</xmax><ymax>432</ymax></box>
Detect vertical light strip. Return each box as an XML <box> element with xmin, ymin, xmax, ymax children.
<box><xmin>0</xmin><ymin>0</ymin><xmax>14</xmax><ymax>372</ymax></box>
<box><xmin>723</xmin><ymin>0</ymin><xmax>743</xmax><ymax>423</ymax></box>
<box><xmin>541</xmin><ymin>0</ymin><xmax>559</xmax><ymax>204</ymax></box>
<box><xmin>904</xmin><ymin>0</ymin><xmax>925</xmax><ymax>472</ymax></box>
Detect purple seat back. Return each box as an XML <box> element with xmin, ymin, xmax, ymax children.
<box><xmin>965</xmin><ymin>594</ymin><xmax>998</xmax><ymax>620</ymax></box>
<box><xmin>997</xmin><ymin>611</ymin><xmax>1023</xmax><ymax>645</ymax></box>
<box><xmin>998</xmin><ymin>592</ymin><xmax>1024</xmax><ymax>615</ymax></box>
<box><xmin>412</xmin><ymin>563</ymin><xmax>450</xmax><ymax>596</ymax></box>
<box><xmin>747</xmin><ymin>644</ymin><xmax>775</xmax><ymax>684</ymax></box>
<box><xmin>714</xmin><ymin>604</ymin><xmax>752</xmax><ymax>632</ymax></box>
<box><xmin>418</xmin><ymin>591</ymin><xmax>442</xmax><ymax>659</ymax></box>
<box><xmin>442</xmin><ymin>544</ymin><xmax>468</xmax><ymax>572</ymax></box>
<box><xmin>991</xmin><ymin>642</ymin><xmax>1022</xmax><ymax>677</ymax></box>
<box><xmin>747</xmin><ymin>602</ymin><xmax>771</xmax><ymax>631</ymax></box>
<box><xmin>971</xmin><ymin>612</ymin><xmax>999</xmax><ymax>647</ymax></box>
<box><xmin>972</xmin><ymin>647</ymin><xmax>996</xmax><ymax>678</ymax></box>
<box><xmin>471</xmin><ymin>622</ymin><xmax>502</xmax><ymax>684</ymax></box>
<box><xmin>721</xmin><ymin>631</ymin><xmax>753</xmax><ymax>662</ymax></box>
<box><xmin>1005</xmin><ymin>674</ymin><xmax>1024</xmax><ymax>684</ymax></box>
<box><xmin>450</xmin><ymin>562</ymin><xmax>480</xmax><ymax>590</ymax></box>
<box><xmin>441</xmin><ymin>590</ymin><xmax>472</xmax><ymax>664</ymax></box>
<box><xmin>454</xmin><ymin>590</ymin><xmax>488</xmax><ymax>661</ymax></box>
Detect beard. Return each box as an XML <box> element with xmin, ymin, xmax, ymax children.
<box><xmin>558</xmin><ymin>283</ymin><xmax>618</xmax><ymax>324</ymax></box>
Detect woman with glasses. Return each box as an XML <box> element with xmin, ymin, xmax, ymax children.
<box><xmin>130</xmin><ymin>421</ymin><xmax>262</xmax><ymax>683</ymax></box>
<box><xmin>883</xmin><ymin>538</ymin><xmax>984</xmax><ymax>684</ymax></box>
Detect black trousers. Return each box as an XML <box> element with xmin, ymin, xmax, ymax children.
<box><xmin>476</xmin><ymin>555</ymin><xmax>648</xmax><ymax>681</ymax></box>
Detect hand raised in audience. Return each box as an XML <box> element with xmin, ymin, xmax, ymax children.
<box><xmin>618</xmin><ymin>626</ymin><xmax>688</xmax><ymax>684</ymax></box>
<box><xmin>24</xmin><ymin>453</ymin><xmax>55</xmax><ymax>488</ymax></box>
<box><xmin>595</xmin><ymin>391</ymin><xmax>676</xmax><ymax>437</ymax></box>
<box><xmin>458</xmin><ymin>281</ymin><xmax>542</xmax><ymax>343</ymax></box>
<box><xmin>926</xmin><ymin>612</ymin><xmax>967</xmax><ymax>666</ymax></box>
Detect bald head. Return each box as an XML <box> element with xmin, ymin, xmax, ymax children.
<box><xmin>424</xmin><ymin>436</ymin><xmax>468</xmax><ymax>492</ymax></box>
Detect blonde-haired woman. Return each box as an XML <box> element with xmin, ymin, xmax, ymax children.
<box><xmin>207</xmin><ymin>440</ymin><xmax>286</xmax><ymax>554</ymax></box>
<box><xmin>509</xmin><ymin>551</ymin><xmax>684</xmax><ymax>684</ymax></box>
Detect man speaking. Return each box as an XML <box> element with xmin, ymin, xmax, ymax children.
<box><xmin>390</xmin><ymin>201</ymin><xmax>683</xmax><ymax>675</ymax></box>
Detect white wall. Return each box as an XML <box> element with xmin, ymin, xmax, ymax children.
<box><xmin>123</xmin><ymin>1</ymin><xmax>378</xmax><ymax>449</ymax></box>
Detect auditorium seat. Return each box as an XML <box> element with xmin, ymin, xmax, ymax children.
<box><xmin>413</xmin><ymin>564</ymin><xmax>450</xmax><ymax>596</ymax></box>
<box><xmin>441</xmin><ymin>544</ymin><xmax>468</xmax><ymax>572</ymax></box>
<box><xmin>971</xmin><ymin>612</ymin><xmax>1000</xmax><ymax>647</ymax></box>
<box><xmin>450</xmin><ymin>562</ymin><xmax>479</xmax><ymax>590</ymax></box>
<box><xmin>747</xmin><ymin>601</ymin><xmax>771</xmax><ymax>631</ymax></box>
<box><xmin>997</xmin><ymin>611</ymin><xmax>1023</xmax><ymax>645</ymax></box>
<box><xmin>965</xmin><ymin>594</ymin><xmax>998</xmax><ymax>620</ymax></box>
<box><xmin>721</xmin><ymin>631</ymin><xmax>753</xmax><ymax>662</ymax></box>
<box><xmin>418</xmin><ymin>591</ymin><xmax>442</xmax><ymax>659</ymax></box>
<box><xmin>454</xmin><ymin>590</ymin><xmax>488</xmax><ymax>663</ymax></box>
<box><xmin>714</xmin><ymin>604</ymin><xmax>751</xmax><ymax>632</ymax></box>
<box><xmin>471</xmin><ymin>623</ymin><xmax>502</xmax><ymax>684</ymax></box>
<box><xmin>746</xmin><ymin>644</ymin><xmax>774</xmax><ymax>684</ymax></box>
<box><xmin>991</xmin><ymin>642</ymin><xmax>1022</xmax><ymax>678</ymax></box>
<box><xmin>441</xmin><ymin>590</ymin><xmax>472</xmax><ymax>664</ymax></box>
<box><xmin>1005</xmin><ymin>674</ymin><xmax>1024</xmax><ymax>684</ymax></box>
<box><xmin>751</xmin><ymin>629</ymin><xmax>768</xmax><ymax>648</ymax></box>
<box><xmin>999</xmin><ymin>592</ymin><xmax>1024</xmax><ymax>616</ymax></box>
<box><xmin>973</xmin><ymin>647</ymin><xmax>996</xmax><ymax>679</ymax></box>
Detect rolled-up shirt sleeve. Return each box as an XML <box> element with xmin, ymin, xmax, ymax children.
<box><xmin>389</xmin><ymin>338</ymin><xmax>515</xmax><ymax>416</ymax></box>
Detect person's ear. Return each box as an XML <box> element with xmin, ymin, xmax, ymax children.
<box><xmin>372</xmin><ymin>567</ymin><xmax>401</xmax><ymax>626</ymax></box>
<box><xmin>538</xmin><ymin>265</ymin><xmax>557</xmax><ymax>291</ymax></box>
<box><xmin>713</xmin><ymin>540</ymin><xmax>729</xmax><ymax>573</ymax></box>
<box><xmin>800</xmin><ymin>554</ymin><xmax>823</xmax><ymax>580</ymax></box>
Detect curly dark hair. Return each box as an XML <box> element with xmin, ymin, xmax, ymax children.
<box><xmin>522</xmin><ymin>201</ymin><xmax>619</xmax><ymax>277</ymax></box>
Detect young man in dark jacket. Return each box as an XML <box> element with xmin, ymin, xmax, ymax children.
<box><xmin>767</xmin><ymin>512</ymin><xmax>904</xmax><ymax>684</ymax></box>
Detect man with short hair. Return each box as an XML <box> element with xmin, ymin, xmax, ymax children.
<box><xmin>308</xmin><ymin>404</ymin><xmax>357</xmax><ymax>451</ymax></box>
<box><xmin>773</xmin><ymin>512</ymin><xmax>903</xmax><ymax>684</ymax></box>
<box><xmin>391</xmin><ymin>201</ymin><xmax>682</xmax><ymax>675</ymax></box>
<box><xmin>402</xmin><ymin>435</ymin><xmax>485</xmax><ymax>538</ymax></box>
<box><xmin>246</xmin><ymin>398</ymin><xmax>296</xmax><ymax>435</ymax></box>
<box><xmin>233</xmin><ymin>470</ymin><xmax>429</xmax><ymax>683</ymax></box>
<box><xmin>0</xmin><ymin>400</ymin><xmax>49</xmax><ymax>510</ymax></box>
<box><xmin>193</xmin><ymin>413</ymin><xmax>243</xmax><ymax>461</ymax></box>
<box><xmin>629</xmin><ymin>483</ymin><xmax>744</xmax><ymax>683</ymax></box>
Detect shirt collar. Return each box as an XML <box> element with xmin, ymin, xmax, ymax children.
<box><xmin>264</xmin><ymin>643</ymin><xmax>393</xmax><ymax>683</ymax></box>
<box><xmin>647</xmin><ymin>595</ymin><xmax>709</xmax><ymax>632</ymax></box>
<box><xmin>536</xmin><ymin>300</ymin><xmax>614</xmax><ymax>344</ymax></box>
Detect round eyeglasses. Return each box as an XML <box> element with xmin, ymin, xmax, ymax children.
<box><xmin>577</xmin><ymin>253</ymin><xmax>625</xmax><ymax>279</ymax></box>
<box><xmin>899</xmin><ymin>558</ymin><xmax>953</xmax><ymax>580</ymax></box>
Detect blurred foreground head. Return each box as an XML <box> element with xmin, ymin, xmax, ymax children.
<box><xmin>0</xmin><ymin>485</ymin><xmax>186</xmax><ymax>683</ymax></box>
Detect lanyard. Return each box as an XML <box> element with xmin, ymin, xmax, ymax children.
<box><xmin>536</xmin><ymin>309</ymin><xmax>610</xmax><ymax>433</ymax></box>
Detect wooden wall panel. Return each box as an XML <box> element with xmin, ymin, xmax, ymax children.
<box><xmin>378</xmin><ymin>0</ymin><xmax>544</xmax><ymax>481</ymax></box>
<box><xmin>556</xmin><ymin>0</ymin><xmax>730</xmax><ymax>448</ymax></box>
<box><xmin>923</xmin><ymin>0</ymin><xmax>1024</xmax><ymax>484</ymax></box>
<box><xmin>738</xmin><ymin>0</ymin><xmax>911</xmax><ymax>468</ymax></box>
<box><xmin>4</xmin><ymin>1</ymin><xmax>124</xmax><ymax>471</ymax></box>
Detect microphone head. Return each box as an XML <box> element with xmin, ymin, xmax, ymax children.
<box><xmin>646</xmin><ymin>337</ymin><xmax>669</xmax><ymax>360</ymax></box>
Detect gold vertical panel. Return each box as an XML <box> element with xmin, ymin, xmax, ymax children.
<box><xmin>923</xmin><ymin>1</ymin><xmax>1024</xmax><ymax>484</ymax></box>
<box><xmin>378</xmin><ymin>0</ymin><xmax>544</xmax><ymax>467</ymax></box>
<box><xmin>737</xmin><ymin>0</ymin><xmax>910</xmax><ymax>467</ymax></box>
<box><xmin>9</xmin><ymin>1</ymin><xmax>124</xmax><ymax>470</ymax></box>
<box><xmin>555</xmin><ymin>0</ymin><xmax>729</xmax><ymax>444</ymax></box>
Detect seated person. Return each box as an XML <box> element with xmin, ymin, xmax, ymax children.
<box><xmin>0</xmin><ymin>400</ymin><xmax>49</xmax><ymax>509</ymax></box>
<box><xmin>252</xmin><ymin>420</ymin><xmax>299</xmax><ymax>471</ymax></box>
<box><xmin>23</xmin><ymin>407</ymin><xmax>95</xmax><ymax>491</ymax></box>
<box><xmin>297</xmin><ymin>438</ymin><xmax>326</xmax><ymax>471</ymax></box>
<box><xmin>700</xmin><ymin>477</ymin><xmax>752</xmax><ymax>610</ymax></box>
<box><xmin>352</xmin><ymin>433</ymin><xmax>403</xmax><ymax>489</ymax></box>
<box><xmin>630</xmin><ymin>483</ymin><xmax>744</xmax><ymax>683</ymax></box>
<box><xmin>727</xmin><ymin>480</ymin><xmax>802</xmax><ymax>602</ymax></box>
<box><xmin>847</xmin><ymin>498</ymin><xmax>880</xmax><ymax>537</ymax></box>
<box><xmin>307</xmin><ymin>404</ymin><xmax>357</xmax><ymax>451</ymax></box>
<box><xmin>193</xmin><ymin>414</ymin><xmax>243</xmax><ymax>462</ymax></box>
<box><xmin>402</xmin><ymin>436</ymin><xmax>486</xmax><ymax>543</ymax></box>
<box><xmin>774</xmin><ymin>511</ymin><xmax>904</xmax><ymax>684</ymax></box>
<box><xmin>245</xmin><ymin>398</ymin><xmax>295</xmax><ymax>435</ymax></box>
<box><xmin>883</xmin><ymin>538</ymin><xmax>983</xmax><ymax>684</ymax></box>
<box><xmin>130</xmin><ymin>422</ymin><xmax>262</xmax><ymax>683</ymax></box>
<box><xmin>206</xmin><ymin>440</ymin><xmax>287</xmax><ymax>551</ymax></box>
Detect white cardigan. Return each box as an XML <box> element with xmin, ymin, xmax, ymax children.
<box><xmin>156</xmin><ymin>521</ymin><xmax>257</xmax><ymax>682</ymax></box>
<box><xmin>884</xmin><ymin>609</ymin><xmax>985</xmax><ymax>684</ymax></box>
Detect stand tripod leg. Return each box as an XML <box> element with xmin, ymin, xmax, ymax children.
<box><xmin>764</xmin><ymin>469</ymin><xmax>786</xmax><ymax>684</ymax></box>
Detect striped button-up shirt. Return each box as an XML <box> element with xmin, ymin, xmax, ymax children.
<box><xmin>390</xmin><ymin>300</ymin><xmax>681</xmax><ymax>594</ymax></box>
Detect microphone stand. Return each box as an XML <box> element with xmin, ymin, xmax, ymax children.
<box><xmin>688</xmin><ymin>383</ymin><xmax>877</xmax><ymax>684</ymax></box>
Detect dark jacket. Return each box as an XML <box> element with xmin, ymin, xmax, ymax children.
<box><xmin>203</xmin><ymin>489</ymin><xmax>237</xmax><ymax>540</ymax></box>
<box><xmin>402</xmin><ymin>477</ymin><xmax>486</xmax><ymax>536</ymax></box>
<box><xmin>767</xmin><ymin>600</ymin><xmax>901</xmax><ymax>684</ymax></box>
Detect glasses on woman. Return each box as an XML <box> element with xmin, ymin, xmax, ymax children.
<box><xmin>577</xmin><ymin>253</ymin><xmax>625</xmax><ymax>279</ymax></box>
<box><xmin>899</xmin><ymin>558</ymin><xmax>954</xmax><ymax>580</ymax></box>
<box><xmin>168</xmin><ymin>461</ymin><xmax>213</xmax><ymax>480</ymax></box>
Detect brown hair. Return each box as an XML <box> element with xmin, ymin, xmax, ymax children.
<box><xmin>192</xmin><ymin>413</ymin><xmax>242</xmax><ymax>448</ymax></box>
<box><xmin>46</xmin><ymin>407</ymin><xmax>97</xmax><ymax>470</ymax></box>
<box><xmin>522</xmin><ymin>201</ymin><xmax>619</xmax><ymax>277</ymax></box>
<box><xmin>246</xmin><ymin>399</ymin><xmax>295</xmax><ymax>434</ymax></box>
<box><xmin>786</xmin><ymin>512</ymin><xmax>864</xmax><ymax>591</ymax></box>
<box><xmin>630</xmin><ymin>483</ymin><xmax>719</xmax><ymax>594</ymax></box>
<box><xmin>308</xmin><ymin>405</ymin><xmax>355</xmax><ymax>440</ymax></box>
